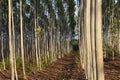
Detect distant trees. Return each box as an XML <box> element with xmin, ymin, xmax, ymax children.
<box><xmin>102</xmin><ymin>0</ymin><xmax>120</xmax><ymax>59</ymax></box>
<box><xmin>64</xmin><ymin>0</ymin><xmax>76</xmax><ymax>39</ymax></box>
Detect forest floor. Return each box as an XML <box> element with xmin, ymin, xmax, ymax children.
<box><xmin>0</xmin><ymin>52</ymin><xmax>120</xmax><ymax>80</ymax></box>
<box><xmin>27</xmin><ymin>51</ymin><xmax>86</xmax><ymax>80</ymax></box>
<box><xmin>104</xmin><ymin>56</ymin><xmax>120</xmax><ymax>80</ymax></box>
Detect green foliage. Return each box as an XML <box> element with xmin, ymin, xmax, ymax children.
<box><xmin>16</xmin><ymin>56</ymin><xmax>22</xmax><ymax>67</ymax></box>
<box><xmin>4</xmin><ymin>58</ymin><xmax>10</xmax><ymax>69</ymax></box>
<box><xmin>0</xmin><ymin>61</ymin><xmax>4</xmax><ymax>70</ymax></box>
<box><xmin>113</xmin><ymin>17</ymin><xmax>118</xmax><ymax>27</ymax></box>
<box><xmin>0</xmin><ymin>57</ymin><xmax>22</xmax><ymax>70</ymax></box>
<box><xmin>72</xmin><ymin>40</ymin><xmax>78</xmax><ymax>45</ymax></box>
<box><xmin>35</xmin><ymin>27</ymin><xmax>44</xmax><ymax>34</ymax></box>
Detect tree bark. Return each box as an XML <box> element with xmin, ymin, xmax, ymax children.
<box><xmin>85</xmin><ymin>0</ymin><xmax>91</xmax><ymax>79</ymax></box>
<box><xmin>90</xmin><ymin>0</ymin><xmax>96</xmax><ymax>79</ymax></box>
<box><xmin>95</xmin><ymin>0</ymin><xmax>104</xmax><ymax>80</ymax></box>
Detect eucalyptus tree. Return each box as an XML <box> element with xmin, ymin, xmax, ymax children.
<box><xmin>34</xmin><ymin>0</ymin><xmax>39</xmax><ymax>70</ymax></box>
<box><xmin>84</xmin><ymin>0</ymin><xmax>91</xmax><ymax>79</ymax></box>
<box><xmin>90</xmin><ymin>0</ymin><xmax>96</xmax><ymax>80</ymax></box>
<box><xmin>20</xmin><ymin>0</ymin><xmax>26</xmax><ymax>79</ymax></box>
<box><xmin>78</xmin><ymin>0</ymin><xmax>86</xmax><ymax>70</ymax></box>
<box><xmin>11</xmin><ymin>1</ymin><xmax>18</xmax><ymax>79</ymax></box>
<box><xmin>78</xmin><ymin>0</ymin><xmax>104</xmax><ymax>80</ymax></box>
<box><xmin>95</xmin><ymin>0</ymin><xmax>104</xmax><ymax>79</ymax></box>
<box><xmin>8</xmin><ymin>0</ymin><xmax>15</xmax><ymax>79</ymax></box>
<box><xmin>78</xmin><ymin>0</ymin><xmax>92</xmax><ymax>79</ymax></box>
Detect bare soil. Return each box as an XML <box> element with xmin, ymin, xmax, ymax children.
<box><xmin>104</xmin><ymin>56</ymin><xmax>120</xmax><ymax>80</ymax></box>
<box><xmin>27</xmin><ymin>52</ymin><xmax>86</xmax><ymax>80</ymax></box>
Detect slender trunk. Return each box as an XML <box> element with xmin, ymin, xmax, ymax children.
<box><xmin>85</xmin><ymin>0</ymin><xmax>91</xmax><ymax>79</ymax></box>
<box><xmin>39</xmin><ymin>36</ymin><xmax>42</xmax><ymax>70</ymax></box>
<box><xmin>1</xmin><ymin>32</ymin><xmax>6</xmax><ymax>70</ymax></box>
<box><xmin>90</xmin><ymin>0</ymin><xmax>96</xmax><ymax>80</ymax></box>
<box><xmin>50</xmin><ymin>20</ymin><xmax>54</xmax><ymax>61</ymax></box>
<box><xmin>34</xmin><ymin>0</ymin><xmax>39</xmax><ymax>70</ymax></box>
<box><xmin>79</xmin><ymin>0</ymin><xmax>84</xmax><ymax>68</ymax></box>
<box><xmin>20</xmin><ymin>0</ymin><xmax>26</xmax><ymax>79</ymax></box>
<box><xmin>12</xmin><ymin>8</ymin><xmax>18</xmax><ymax>80</ymax></box>
<box><xmin>117</xmin><ymin>0</ymin><xmax>120</xmax><ymax>56</ymax></box>
<box><xmin>58</xmin><ymin>25</ymin><xmax>61</xmax><ymax>59</ymax></box>
<box><xmin>118</xmin><ymin>25</ymin><xmax>120</xmax><ymax>56</ymax></box>
<box><xmin>8</xmin><ymin>0</ymin><xmax>14</xmax><ymax>79</ymax></box>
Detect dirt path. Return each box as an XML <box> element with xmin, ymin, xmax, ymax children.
<box><xmin>27</xmin><ymin>53</ymin><xmax>86</xmax><ymax>80</ymax></box>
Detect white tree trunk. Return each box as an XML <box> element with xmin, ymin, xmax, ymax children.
<box><xmin>91</xmin><ymin>0</ymin><xmax>96</xmax><ymax>80</ymax></box>
<box><xmin>85</xmin><ymin>0</ymin><xmax>91</xmax><ymax>79</ymax></box>
<box><xmin>12</xmin><ymin>8</ymin><xmax>18</xmax><ymax>80</ymax></box>
<box><xmin>20</xmin><ymin>0</ymin><xmax>26</xmax><ymax>79</ymax></box>
<box><xmin>34</xmin><ymin>0</ymin><xmax>39</xmax><ymax>70</ymax></box>
<box><xmin>95</xmin><ymin>0</ymin><xmax>104</xmax><ymax>80</ymax></box>
<box><xmin>8</xmin><ymin>0</ymin><xmax>14</xmax><ymax>79</ymax></box>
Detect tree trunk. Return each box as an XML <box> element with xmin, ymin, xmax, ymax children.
<box><xmin>118</xmin><ymin>4</ymin><xmax>120</xmax><ymax>56</ymax></box>
<box><xmin>95</xmin><ymin>0</ymin><xmax>104</xmax><ymax>80</ymax></box>
<box><xmin>1</xmin><ymin>32</ymin><xmax>6</xmax><ymax>70</ymax></box>
<box><xmin>20</xmin><ymin>0</ymin><xmax>26</xmax><ymax>79</ymax></box>
<box><xmin>12</xmin><ymin>8</ymin><xmax>18</xmax><ymax>80</ymax></box>
<box><xmin>8</xmin><ymin>0</ymin><xmax>14</xmax><ymax>79</ymax></box>
<box><xmin>85</xmin><ymin>0</ymin><xmax>91</xmax><ymax>79</ymax></box>
<box><xmin>90</xmin><ymin>0</ymin><xmax>96</xmax><ymax>80</ymax></box>
<box><xmin>34</xmin><ymin>0</ymin><xmax>39</xmax><ymax>70</ymax></box>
